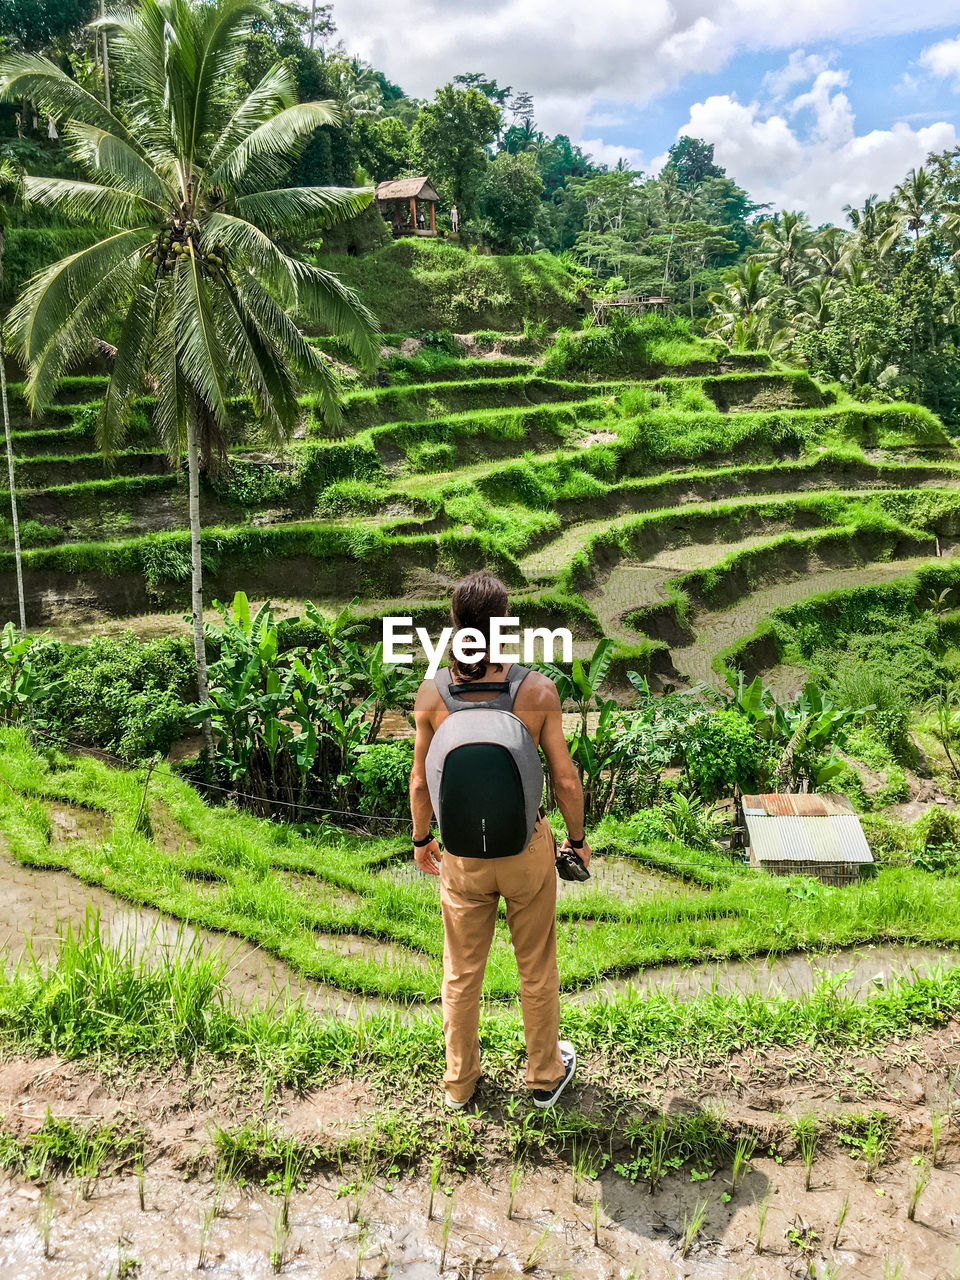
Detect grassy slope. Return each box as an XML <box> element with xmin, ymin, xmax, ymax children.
<box><xmin>317</xmin><ymin>239</ymin><xmax>585</xmax><ymax>332</ymax></box>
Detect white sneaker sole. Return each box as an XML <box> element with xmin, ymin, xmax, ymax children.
<box><xmin>533</xmin><ymin>1042</ymin><xmax>576</xmax><ymax>1109</ymax></box>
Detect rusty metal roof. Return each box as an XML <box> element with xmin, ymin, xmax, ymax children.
<box><xmin>742</xmin><ymin>793</ymin><xmax>856</xmax><ymax>818</ymax></box>
<box><xmin>375</xmin><ymin>178</ymin><xmax>440</xmax><ymax>202</ymax></box>
<box><xmin>746</xmin><ymin>811</ymin><xmax>873</xmax><ymax>865</ymax></box>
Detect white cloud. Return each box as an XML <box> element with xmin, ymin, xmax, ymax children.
<box><xmin>676</xmin><ymin>78</ymin><xmax>956</xmax><ymax>223</ymax></box>
<box><xmin>919</xmin><ymin>33</ymin><xmax>960</xmax><ymax>85</ymax></box>
<box><xmin>577</xmin><ymin>138</ymin><xmax>648</xmax><ymax>171</ymax></box>
<box><xmin>761</xmin><ymin>49</ymin><xmax>833</xmax><ymax>100</ymax></box>
<box><xmin>331</xmin><ymin>0</ymin><xmax>960</xmax><ymax>141</ymax></box>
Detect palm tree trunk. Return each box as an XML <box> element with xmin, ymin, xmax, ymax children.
<box><xmin>0</xmin><ymin>337</ymin><xmax>26</xmax><ymax>632</ymax></box>
<box><xmin>186</xmin><ymin>411</ymin><xmax>214</xmax><ymax>759</ymax></box>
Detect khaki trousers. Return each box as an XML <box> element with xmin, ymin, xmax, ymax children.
<box><xmin>439</xmin><ymin>817</ymin><xmax>564</xmax><ymax>1102</ymax></box>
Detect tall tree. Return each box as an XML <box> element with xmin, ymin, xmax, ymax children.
<box><xmin>479</xmin><ymin>150</ymin><xmax>543</xmax><ymax>252</ymax></box>
<box><xmin>753</xmin><ymin>210</ymin><xmax>815</xmax><ymax>290</ymax></box>
<box><xmin>0</xmin><ymin>0</ymin><xmax>378</xmax><ymax>754</ymax></box>
<box><xmin>880</xmin><ymin>166</ymin><xmax>938</xmax><ymax>254</ymax></box>
<box><xmin>666</xmin><ymin>136</ymin><xmax>724</xmax><ymax>187</ymax></box>
<box><xmin>0</xmin><ymin>156</ymin><xmax>26</xmax><ymax>631</ymax></box>
<box><xmin>413</xmin><ymin>83</ymin><xmax>500</xmax><ymax>222</ymax></box>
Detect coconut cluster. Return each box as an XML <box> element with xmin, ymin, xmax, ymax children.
<box><xmin>144</xmin><ymin>225</ymin><xmax>229</xmax><ymax>277</ymax></box>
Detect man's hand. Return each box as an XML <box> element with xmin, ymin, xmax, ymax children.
<box><xmin>414</xmin><ymin>836</ymin><xmax>442</xmax><ymax>876</ymax></box>
<box><xmin>560</xmin><ymin>836</ymin><xmax>592</xmax><ymax>869</ymax></box>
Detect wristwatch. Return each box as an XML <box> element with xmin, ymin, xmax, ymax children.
<box><xmin>568</xmin><ymin>834</ymin><xmax>586</xmax><ymax>849</ymax></box>
<box><xmin>413</xmin><ymin>833</ymin><xmax>435</xmax><ymax>847</ymax></box>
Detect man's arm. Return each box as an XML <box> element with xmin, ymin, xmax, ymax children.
<box><xmin>410</xmin><ymin>681</ymin><xmax>442</xmax><ymax>875</ymax></box>
<box><xmin>537</xmin><ymin>679</ymin><xmax>592</xmax><ymax>867</ymax></box>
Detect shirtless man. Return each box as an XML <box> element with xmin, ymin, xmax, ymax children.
<box><xmin>409</xmin><ymin>570</ymin><xmax>592</xmax><ymax>1109</ymax></box>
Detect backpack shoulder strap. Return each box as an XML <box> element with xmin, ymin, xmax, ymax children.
<box><xmin>435</xmin><ymin>664</ymin><xmax>532</xmax><ymax>713</ymax></box>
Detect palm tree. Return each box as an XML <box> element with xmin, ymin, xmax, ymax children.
<box><xmin>752</xmin><ymin>210</ymin><xmax>815</xmax><ymax>290</ymax></box>
<box><xmin>0</xmin><ymin>157</ymin><xmax>26</xmax><ymax>632</ymax></box>
<box><xmin>0</xmin><ymin>0</ymin><xmax>378</xmax><ymax>756</ymax></box>
<box><xmin>706</xmin><ymin>261</ymin><xmax>780</xmax><ymax>351</ymax></box>
<box><xmin>808</xmin><ymin>225</ymin><xmax>851</xmax><ymax>280</ymax></box>
<box><xmin>879</xmin><ymin>167</ymin><xmax>937</xmax><ymax>255</ymax></box>
<box><xmin>786</xmin><ymin>276</ymin><xmax>838</xmax><ymax>333</ymax></box>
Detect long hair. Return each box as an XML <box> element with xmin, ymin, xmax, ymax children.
<box><xmin>449</xmin><ymin>570</ymin><xmax>509</xmax><ymax>683</ymax></box>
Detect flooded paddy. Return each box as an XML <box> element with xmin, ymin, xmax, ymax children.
<box><xmin>3</xmin><ymin>846</ymin><xmax>959</xmax><ymax>1019</ymax></box>
<box><xmin>574</xmin><ymin>942</ymin><xmax>960</xmax><ymax>1005</ymax></box>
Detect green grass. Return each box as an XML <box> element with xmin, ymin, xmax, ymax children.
<box><xmin>310</xmin><ymin>238</ymin><xmax>585</xmax><ymax>332</ymax></box>
<box><xmin>2</xmin><ymin>728</ymin><xmax>960</xmax><ymax>1006</ymax></box>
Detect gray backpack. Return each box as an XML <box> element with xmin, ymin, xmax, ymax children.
<box><xmin>426</xmin><ymin>665</ymin><xmax>544</xmax><ymax>858</ymax></box>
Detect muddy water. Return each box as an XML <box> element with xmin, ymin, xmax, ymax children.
<box><xmin>0</xmin><ymin>849</ymin><xmax>404</xmax><ymax>1020</ymax></box>
<box><xmin>1</xmin><ymin>1104</ymin><xmax>958</xmax><ymax>1279</ymax></box>
<box><xmin>573</xmin><ymin>941</ymin><xmax>960</xmax><ymax>1005</ymax></box>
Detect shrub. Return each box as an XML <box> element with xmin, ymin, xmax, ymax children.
<box><xmin>355</xmin><ymin>739</ymin><xmax>415</xmax><ymax>819</ymax></box>
<box><xmin>33</xmin><ymin>634</ymin><xmax>193</xmax><ymax>760</ymax></box>
<box><xmin>541</xmin><ymin>314</ymin><xmax>712</xmax><ymax>378</ymax></box>
<box><xmin>682</xmin><ymin>710</ymin><xmax>771</xmax><ymax>800</ymax></box>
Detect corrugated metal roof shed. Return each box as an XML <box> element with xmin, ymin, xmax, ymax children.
<box><xmin>743</xmin><ymin>793</ymin><xmax>856</xmax><ymax>818</ymax></box>
<box><xmin>744</xmin><ymin>794</ymin><xmax>873</xmax><ymax>867</ymax></box>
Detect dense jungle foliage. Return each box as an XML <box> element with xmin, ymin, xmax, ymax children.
<box><xmin>6</xmin><ymin>0</ymin><xmax>960</xmax><ymax>416</ymax></box>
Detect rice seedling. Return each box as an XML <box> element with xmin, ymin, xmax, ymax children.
<box><xmin>678</xmin><ymin>1198</ymin><xmax>708</xmax><ymax>1258</ymax></box>
<box><xmin>860</xmin><ymin>1117</ymin><xmax>889</xmax><ymax>1182</ymax></box>
<box><xmin>882</xmin><ymin>1256</ymin><xmax>904</xmax><ymax>1280</ymax></box>
<box><xmin>730</xmin><ymin>1132</ymin><xmax>756</xmax><ymax>1192</ymax></box>
<box><xmin>645</xmin><ymin>1117</ymin><xmax>670</xmax><ymax>1194</ymax></box>
<box><xmin>930</xmin><ymin>1109</ymin><xmax>945</xmax><ymax>1168</ymax></box>
<box><xmin>508</xmin><ymin>1158</ymin><xmax>526</xmax><ymax>1220</ymax></box>
<box><xmin>907</xmin><ymin>1159</ymin><xmax>931</xmax><ymax>1221</ymax></box>
<box><xmin>270</xmin><ymin>1202</ymin><xmax>289</xmax><ymax>1274</ymax></box>
<box><xmin>820</xmin><ymin>1261</ymin><xmax>844</xmax><ymax>1280</ymax></box>
<box><xmin>37</xmin><ymin>1182</ymin><xmax>55</xmax><ymax>1259</ymax></box>
<box><xmin>279</xmin><ymin>1138</ymin><xmax>301</xmax><ymax>1231</ymax></box>
<box><xmin>754</xmin><ymin>1190</ymin><xmax>771</xmax><ymax>1254</ymax></box>
<box><xmin>790</xmin><ymin>1113</ymin><xmax>819</xmax><ymax>1191</ymax></box>
<box><xmin>197</xmin><ymin>1205</ymin><xmax>215</xmax><ymax>1271</ymax></box>
<box><xmin>354</xmin><ymin>1216</ymin><xmax>369</xmax><ymax>1280</ymax></box>
<box><xmin>524</xmin><ymin>1218</ymin><xmax>556</xmax><ymax>1273</ymax></box>
<box><xmin>76</xmin><ymin>1128</ymin><xmax>109</xmax><ymax>1201</ymax></box>
<box><xmin>427</xmin><ymin>1153</ymin><xmax>442</xmax><ymax>1220</ymax></box>
<box><xmin>135</xmin><ymin>1152</ymin><xmax>145</xmax><ymax>1212</ymax></box>
<box><xmin>571</xmin><ymin>1139</ymin><xmax>597</xmax><ymax>1204</ymax></box>
<box><xmin>439</xmin><ymin>1192</ymin><xmax>454</xmax><ymax>1272</ymax></box>
<box><xmin>592</xmin><ymin>1195</ymin><xmax>600</xmax><ymax>1247</ymax></box>
<box><xmin>833</xmin><ymin>1193</ymin><xmax>850</xmax><ymax>1249</ymax></box>
<box><xmin>116</xmin><ymin>1235</ymin><xmax>140</xmax><ymax>1279</ymax></box>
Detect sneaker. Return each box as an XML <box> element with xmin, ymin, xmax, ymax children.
<box><xmin>444</xmin><ymin>1091</ymin><xmax>473</xmax><ymax>1110</ymax></box>
<box><xmin>532</xmin><ymin>1042</ymin><xmax>576</xmax><ymax>1109</ymax></box>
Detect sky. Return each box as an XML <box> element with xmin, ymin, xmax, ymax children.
<box><xmin>326</xmin><ymin>0</ymin><xmax>960</xmax><ymax>225</ymax></box>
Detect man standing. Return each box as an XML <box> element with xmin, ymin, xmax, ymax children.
<box><xmin>409</xmin><ymin>571</ymin><xmax>592</xmax><ymax>1109</ymax></box>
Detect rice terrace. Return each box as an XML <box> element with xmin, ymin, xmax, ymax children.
<box><xmin>1</xmin><ymin>1</ymin><xmax>960</xmax><ymax>1277</ymax></box>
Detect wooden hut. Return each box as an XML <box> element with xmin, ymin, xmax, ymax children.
<box><xmin>375</xmin><ymin>178</ymin><xmax>440</xmax><ymax>237</ymax></box>
<box><xmin>739</xmin><ymin>793</ymin><xmax>875</xmax><ymax>886</ymax></box>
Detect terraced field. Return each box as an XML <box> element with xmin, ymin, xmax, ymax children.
<box><xmin>5</xmin><ymin>330</ymin><xmax>960</xmax><ymax>689</ymax></box>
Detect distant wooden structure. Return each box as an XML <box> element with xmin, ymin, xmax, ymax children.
<box><xmin>593</xmin><ymin>292</ymin><xmax>669</xmax><ymax>324</ymax></box>
<box><xmin>375</xmin><ymin>177</ymin><xmax>440</xmax><ymax>238</ymax></box>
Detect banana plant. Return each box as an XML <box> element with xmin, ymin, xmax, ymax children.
<box><xmin>544</xmin><ymin>637</ymin><xmax>615</xmax><ymax>782</ymax></box>
<box><xmin>0</xmin><ymin>621</ymin><xmax>42</xmax><ymax>724</ymax></box>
